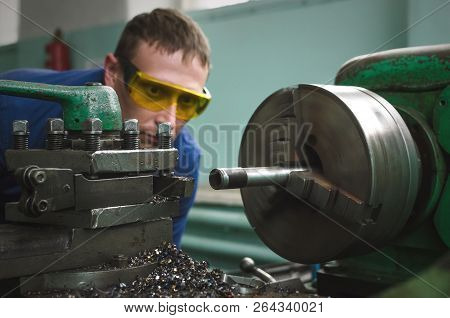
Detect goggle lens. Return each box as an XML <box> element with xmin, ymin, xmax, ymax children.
<box><xmin>127</xmin><ymin>70</ymin><xmax>211</xmax><ymax>121</ymax></box>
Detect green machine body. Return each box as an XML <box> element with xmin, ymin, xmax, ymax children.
<box><xmin>0</xmin><ymin>80</ymin><xmax>123</xmax><ymax>132</ymax></box>
<box><xmin>331</xmin><ymin>43</ymin><xmax>450</xmax><ymax>296</ymax></box>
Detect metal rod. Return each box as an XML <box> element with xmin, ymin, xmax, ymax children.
<box><xmin>209</xmin><ymin>167</ymin><xmax>307</xmax><ymax>190</ymax></box>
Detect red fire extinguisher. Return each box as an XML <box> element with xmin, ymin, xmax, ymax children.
<box><xmin>45</xmin><ymin>28</ymin><xmax>71</xmax><ymax>71</ymax></box>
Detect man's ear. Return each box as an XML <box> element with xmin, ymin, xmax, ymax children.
<box><xmin>103</xmin><ymin>53</ymin><xmax>121</xmax><ymax>88</ymax></box>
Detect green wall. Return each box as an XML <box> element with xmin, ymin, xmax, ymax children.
<box><xmin>0</xmin><ymin>43</ymin><xmax>17</xmax><ymax>71</ymax></box>
<box><xmin>187</xmin><ymin>0</ymin><xmax>408</xmax><ymax>184</ymax></box>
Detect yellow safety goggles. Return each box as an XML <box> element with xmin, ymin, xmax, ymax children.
<box><xmin>119</xmin><ymin>57</ymin><xmax>211</xmax><ymax>121</ymax></box>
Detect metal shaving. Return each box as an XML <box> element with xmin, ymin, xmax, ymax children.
<box><xmin>26</xmin><ymin>242</ymin><xmax>236</xmax><ymax>298</ymax></box>
<box><xmin>149</xmin><ymin>194</ymin><xmax>168</xmax><ymax>204</ymax></box>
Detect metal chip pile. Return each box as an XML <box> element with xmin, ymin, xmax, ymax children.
<box><xmin>26</xmin><ymin>242</ymin><xmax>237</xmax><ymax>298</ymax></box>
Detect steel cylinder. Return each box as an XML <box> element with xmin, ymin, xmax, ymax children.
<box><xmin>209</xmin><ymin>167</ymin><xmax>306</xmax><ymax>190</ymax></box>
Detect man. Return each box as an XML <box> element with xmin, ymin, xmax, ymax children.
<box><xmin>0</xmin><ymin>8</ymin><xmax>211</xmax><ymax>247</ymax></box>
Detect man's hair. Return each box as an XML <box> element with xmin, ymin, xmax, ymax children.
<box><xmin>114</xmin><ymin>8</ymin><xmax>210</xmax><ymax>68</ymax></box>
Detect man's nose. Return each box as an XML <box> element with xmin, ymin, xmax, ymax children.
<box><xmin>155</xmin><ymin>104</ymin><xmax>177</xmax><ymax>130</ymax></box>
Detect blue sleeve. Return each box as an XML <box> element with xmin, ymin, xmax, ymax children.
<box><xmin>172</xmin><ymin>128</ymin><xmax>201</xmax><ymax>247</ymax></box>
<box><xmin>172</xmin><ymin>158</ymin><xmax>200</xmax><ymax>247</ymax></box>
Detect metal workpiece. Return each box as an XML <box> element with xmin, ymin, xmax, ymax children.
<box><xmin>12</xmin><ymin>120</ymin><xmax>29</xmax><ymax>150</ymax></box>
<box><xmin>209</xmin><ymin>167</ymin><xmax>375</xmax><ymax>225</ymax></box>
<box><xmin>209</xmin><ymin>167</ymin><xmax>306</xmax><ymax>190</ymax></box>
<box><xmin>121</xmin><ymin>119</ymin><xmax>140</xmax><ymax>150</ymax></box>
<box><xmin>235</xmin><ymin>84</ymin><xmax>421</xmax><ymax>264</ymax></box>
<box><xmin>0</xmin><ymin>79</ymin><xmax>122</xmax><ymax>131</ymax></box>
<box><xmin>5</xmin><ymin>148</ymin><xmax>179</xmax><ymax>174</ymax></box>
<box><xmin>46</xmin><ymin>118</ymin><xmax>65</xmax><ymax>150</ymax></box>
<box><xmin>157</xmin><ymin>122</ymin><xmax>173</xmax><ymax>149</ymax></box>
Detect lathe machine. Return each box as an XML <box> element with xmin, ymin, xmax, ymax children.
<box><xmin>210</xmin><ymin>44</ymin><xmax>450</xmax><ymax>296</ymax></box>
<box><xmin>0</xmin><ymin>80</ymin><xmax>194</xmax><ymax>295</ymax></box>
<box><xmin>0</xmin><ymin>43</ymin><xmax>448</xmax><ymax>297</ymax></box>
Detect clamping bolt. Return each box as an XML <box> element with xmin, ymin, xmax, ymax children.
<box><xmin>122</xmin><ymin>119</ymin><xmax>140</xmax><ymax>150</ymax></box>
<box><xmin>47</xmin><ymin>118</ymin><xmax>65</xmax><ymax>150</ymax></box>
<box><xmin>82</xmin><ymin>118</ymin><xmax>102</xmax><ymax>151</ymax></box>
<box><xmin>12</xmin><ymin>120</ymin><xmax>29</xmax><ymax>150</ymax></box>
<box><xmin>157</xmin><ymin>122</ymin><xmax>173</xmax><ymax>149</ymax></box>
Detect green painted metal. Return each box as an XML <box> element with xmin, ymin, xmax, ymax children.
<box><xmin>433</xmin><ymin>86</ymin><xmax>450</xmax><ymax>154</ymax></box>
<box><xmin>337</xmin><ymin>54</ymin><xmax>450</xmax><ymax>92</ymax></box>
<box><xmin>0</xmin><ymin>80</ymin><xmax>122</xmax><ymax>131</ymax></box>
<box><xmin>434</xmin><ymin>176</ymin><xmax>450</xmax><ymax>248</ymax></box>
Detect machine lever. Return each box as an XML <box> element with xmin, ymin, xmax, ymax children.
<box><xmin>240</xmin><ymin>257</ymin><xmax>276</xmax><ymax>283</ymax></box>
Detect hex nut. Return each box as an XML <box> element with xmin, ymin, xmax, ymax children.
<box><xmin>157</xmin><ymin>122</ymin><xmax>172</xmax><ymax>136</ymax></box>
<box><xmin>82</xmin><ymin>118</ymin><xmax>102</xmax><ymax>134</ymax></box>
<box><xmin>47</xmin><ymin>118</ymin><xmax>64</xmax><ymax>134</ymax></box>
<box><xmin>122</xmin><ymin>119</ymin><xmax>139</xmax><ymax>134</ymax></box>
<box><xmin>12</xmin><ymin>120</ymin><xmax>29</xmax><ymax>135</ymax></box>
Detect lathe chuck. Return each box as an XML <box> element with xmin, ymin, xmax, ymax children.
<box><xmin>238</xmin><ymin>84</ymin><xmax>421</xmax><ymax>263</ymax></box>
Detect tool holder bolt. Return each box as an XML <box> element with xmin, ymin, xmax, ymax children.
<box><xmin>12</xmin><ymin>120</ymin><xmax>29</xmax><ymax>150</ymax></box>
<box><xmin>46</xmin><ymin>118</ymin><xmax>65</xmax><ymax>150</ymax></box>
<box><xmin>157</xmin><ymin>122</ymin><xmax>173</xmax><ymax>149</ymax></box>
<box><xmin>30</xmin><ymin>170</ymin><xmax>47</xmax><ymax>185</ymax></box>
<box><xmin>121</xmin><ymin>119</ymin><xmax>140</xmax><ymax>150</ymax></box>
<box><xmin>82</xmin><ymin>118</ymin><xmax>102</xmax><ymax>151</ymax></box>
<box><xmin>34</xmin><ymin>199</ymin><xmax>48</xmax><ymax>214</ymax></box>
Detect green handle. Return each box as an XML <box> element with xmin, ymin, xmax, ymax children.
<box><xmin>0</xmin><ymin>80</ymin><xmax>122</xmax><ymax>131</ymax></box>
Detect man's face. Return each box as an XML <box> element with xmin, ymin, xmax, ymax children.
<box><xmin>104</xmin><ymin>41</ymin><xmax>209</xmax><ymax>147</ymax></box>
